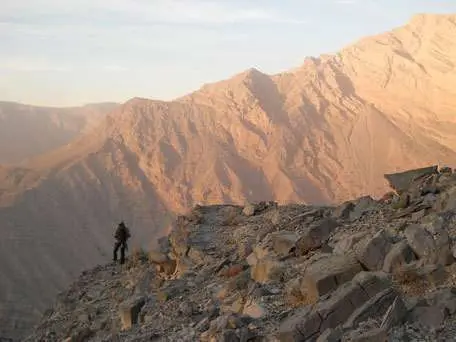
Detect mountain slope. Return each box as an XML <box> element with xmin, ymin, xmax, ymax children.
<box><xmin>0</xmin><ymin>102</ymin><xmax>118</xmax><ymax>164</ymax></box>
<box><xmin>2</xmin><ymin>13</ymin><xmax>456</xmax><ymax>340</ymax></box>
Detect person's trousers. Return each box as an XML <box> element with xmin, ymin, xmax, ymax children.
<box><xmin>113</xmin><ymin>241</ymin><xmax>127</xmax><ymax>264</ymax></box>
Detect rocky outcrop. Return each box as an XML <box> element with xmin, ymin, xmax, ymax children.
<box><xmin>24</xmin><ymin>166</ymin><xmax>456</xmax><ymax>341</ymax></box>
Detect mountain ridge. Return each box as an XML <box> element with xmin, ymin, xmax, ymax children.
<box><xmin>2</xmin><ymin>13</ymin><xmax>456</xmax><ymax>340</ymax></box>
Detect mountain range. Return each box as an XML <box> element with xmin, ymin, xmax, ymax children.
<box><xmin>1</xmin><ymin>13</ymin><xmax>456</xmax><ymax>340</ymax></box>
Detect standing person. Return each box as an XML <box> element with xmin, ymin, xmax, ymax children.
<box><xmin>113</xmin><ymin>221</ymin><xmax>131</xmax><ymax>264</ymax></box>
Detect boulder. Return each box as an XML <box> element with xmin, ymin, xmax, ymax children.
<box><xmin>380</xmin><ymin>296</ymin><xmax>408</xmax><ymax>330</ymax></box>
<box><xmin>278</xmin><ymin>307</ymin><xmax>322</xmax><ymax>342</ymax></box>
<box><xmin>383</xmin><ymin>240</ymin><xmax>416</xmax><ymax>273</ymax></box>
<box><xmin>301</xmin><ymin>255</ymin><xmax>363</xmax><ymax>302</ymax></box>
<box><xmin>354</xmin><ymin>230</ymin><xmax>392</xmax><ymax>271</ymax></box>
<box><xmin>242</xmin><ymin>299</ymin><xmax>267</xmax><ymax>319</ymax></box>
<box><xmin>349</xmin><ymin>196</ymin><xmax>377</xmax><ymax>221</ymax></box>
<box><xmin>408</xmin><ymin>305</ymin><xmax>446</xmax><ymax>329</ymax></box>
<box><xmin>384</xmin><ymin>165</ymin><xmax>438</xmax><ymax>193</ymax></box>
<box><xmin>333</xmin><ymin>231</ymin><xmax>368</xmax><ymax>256</ymax></box>
<box><xmin>278</xmin><ymin>272</ymin><xmax>392</xmax><ymax>341</ymax></box>
<box><xmin>392</xmin><ymin>193</ymin><xmax>410</xmax><ymax>209</ymax></box>
<box><xmin>343</xmin><ymin>288</ymin><xmax>398</xmax><ymax>329</ymax></box>
<box><xmin>405</xmin><ymin>224</ymin><xmax>453</xmax><ymax>265</ymax></box>
<box><xmin>295</xmin><ymin>218</ymin><xmax>340</xmax><ymax>255</ymax></box>
<box><xmin>352</xmin><ymin>271</ymin><xmax>392</xmax><ymax>297</ymax></box>
<box><xmin>148</xmin><ymin>250</ymin><xmax>169</xmax><ymax>264</ymax></box>
<box><xmin>250</xmin><ymin>258</ymin><xmax>280</xmax><ymax>284</ymax></box>
<box><xmin>405</xmin><ymin>224</ymin><xmax>435</xmax><ymax>259</ymax></box>
<box><xmin>332</xmin><ymin>201</ymin><xmax>355</xmax><ymax>220</ymax></box>
<box><xmin>119</xmin><ymin>297</ymin><xmax>146</xmax><ymax>330</ymax></box>
<box><xmin>271</xmin><ymin>231</ymin><xmax>299</xmax><ymax>256</ymax></box>
<box><xmin>242</xmin><ymin>203</ymin><xmax>256</xmax><ymax>217</ymax></box>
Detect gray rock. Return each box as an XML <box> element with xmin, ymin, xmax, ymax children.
<box><xmin>384</xmin><ymin>165</ymin><xmax>438</xmax><ymax>193</ymax></box>
<box><xmin>295</xmin><ymin>218</ymin><xmax>340</xmax><ymax>255</ymax></box>
<box><xmin>409</xmin><ymin>305</ymin><xmax>446</xmax><ymax>329</ymax></box>
<box><xmin>354</xmin><ymin>230</ymin><xmax>392</xmax><ymax>271</ymax></box>
<box><xmin>119</xmin><ymin>296</ymin><xmax>146</xmax><ymax>330</ymax></box>
<box><xmin>301</xmin><ymin>254</ymin><xmax>363</xmax><ymax>302</ymax></box>
<box><xmin>271</xmin><ymin>231</ymin><xmax>299</xmax><ymax>256</ymax></box>
<box><xmin>344</xmin><ymin>288</ymin><xmax>398</xmax><ymax>329</ymax></box>
<box><xmin>352</xmin><ymin>271</ymin><xmax>392</xmax><ymax>298</ymax></box>
<box><xmin>333</xmin><ymin>231</ymin><xmax>368</xmax><ymax>256</ymax></box>
<box><xmin>278</xmin><ymin>307</ymin><xmax>321</xmax><ymax>342</ymax></box>
<box><xmin>405</xmin><ymin>224</ymin><xmax>453</xmax><ymax>265</ymax></box>
<box><xmin>332</xmin><ymin>201</ymin><xmax>355</xmax><ymax>220</ymax></box>
<box><xmin>381</xmin><ymin>295</ymin><xmax>408</xmax><ymax>330</ymax></box>
<box><xmin>383</xmin><ymin>240</ymin><xmax>416</xmax><ymax>273</ymax></box>
<box><xmin>350</xmin><ymin>196</ymin><xmax>377</xmax><ymax>221</ymax></box>
<box><xmin>316</xmin><ymin>327</ymin><xmax>343</xmax><ymax>342</ymax></box>
<box><xmin>405</xmin><ymin>224</ymin><xmax>436</xmax><ymax>260</ymax></box>
<box><xmin>242</xmin><ymin>204</ymin><xmax>256</xmax><ymax>217</ymax></box>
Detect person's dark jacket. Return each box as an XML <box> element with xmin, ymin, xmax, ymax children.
<box><xmin>114</xmin><ymin>223</ymin><xmax>130</xmax><ymax>242</ymax></box>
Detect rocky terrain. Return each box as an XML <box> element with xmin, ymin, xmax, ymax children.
<box><xmin>3</xmin><ymin>13</ymin><xmax>456</xmax><ymax>340</ymax></box>
<box><xmin>23</xmin><ymin>165</ymin><xmax>456</xmax><ymax>341</ymax></box>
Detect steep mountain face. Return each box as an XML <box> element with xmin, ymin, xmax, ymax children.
<box><xmin>2</xmin><ymin>13</ymin><xmax>456</xmax><ymax>340</ymax></box>
<box><xmin>0</xmin><ymin>102</ymin><xmax>117</xmax><ymax>164</ymax></box>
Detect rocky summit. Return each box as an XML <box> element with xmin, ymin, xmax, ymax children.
<box><xmin>25</xmin><ymin>165</ymin><xmax>456</xmax><ymax>341</ymax></box>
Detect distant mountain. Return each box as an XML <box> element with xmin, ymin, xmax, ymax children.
<box><xmin>0</xmin><ymin>102</ymin><xmax>118</xmax><ymax>164</ymax></box>
<box><xmin>2</xmin><ymin>13</ymin><xmax>456</xmax><ymax>340</ymax></box>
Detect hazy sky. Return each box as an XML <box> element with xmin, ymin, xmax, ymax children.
<box><xmin>1</xmin><ymin>0</ymin><xmax>456</xmax><ymax>106</ymax></box>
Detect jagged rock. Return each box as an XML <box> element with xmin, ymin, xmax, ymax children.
<box><xmin>333</xmin><ymin>231</ymin><xmax>368</xmax><ymax>256</ymax></box>
<box><xmin>242</xmin><ymin>204</ymin><xmax>256</xmax><ymax>217</ymax></box>
<box><xmin>278</xmin><ymin>307</ymin><xmax>322</xmax><ymax>342</ymax></box>
<box><xmin>148</xmin><ymin>250</ymin><xmax>169</xmax><ymax>264</ymax></box>
<box><xmin>354</xmin><ymin>230</ymin><xmax>392</xmax><ymax>271</ymax></box>
<box><xmin>271</xmin><ymin>231</ymin><xmax>299</xmax><ymax>256</ymax></box>
<box><xmin>278</xmin><ymin>272</ymin><xmax>391</xmax><ymax>341</ymax></box>
<box><xmin>119</xmin><ymin>297</ymin><xmax>146</xmax><ymax>330</ymax></box>
<box><xmin>242</xmin><ymin>299</ymin><xmax>267</xmax><ymax>319</ymax></box>
<box><xmin>405</xmin><ymin>224</ymin><xmax>453</xmax><ymax>265</ymax></box>
<box><xmin>332</xmin><ymin>201</ymin><xmax>355</xmax><ymax>220</ymax></box>
<box><xmin>392</xmin><ymin>192</ymin><xmax>410</xmax><ymax>209</ymax></box>
<box><xmin>384</xmin><ymin>165</ymin><xmax>438</xmax><ymax>193</ymax></box>
<box><xmin>382</xmin><ymin>240</ymin><xmax>416</xmax><ymax>273</ymax></box>
<box><xmin>409</xmin><ymin>305</ymin><xmax>446</xmax><ymax>329</ymax></box>
<box><xmin>301</xmin><ymin>255</ymin><xmax>363</xmax><ymax>302</ymax></box>
<box><xmin>295</xmin><ymin>218</ymin><xmax>340</xmax><ymax>255</ymax></box>
<box><xmin>435</xmin><ymin>185</ymin><xmax>456</xmax><ymax>212</ymax></box>
<box><xmin>250</xmin><ymin>258</ymin><xmax>280</xmax><ymax>283</ymax></box>
<box><xmin>343</xmin><ymin>288</ymin><xmax>398</xmax><ymax>329</ymax></box>
<box><xmin>242</xmin><ymin>201</ymin><xmax>276</xmax><ymax>217</ymax></box>
<box><xmin>352</xmin><ymin>271</ymin><xmax>391</xmax><ymax>297</ymax></box>
<box><xmin>381</xmin><ymin>296</ymin><xmax>408</xmax><ymax>330</ymax></box>
<box><xmin>349</xmin><ymin>196</ymin><xmax>377</xmax><ymax>221</ymax></box>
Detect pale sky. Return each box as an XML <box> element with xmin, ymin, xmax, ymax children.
<box><xmin>1</xmin><ymin>0</ymin><xmax>456</xmax><ymax>106</ymax></box>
